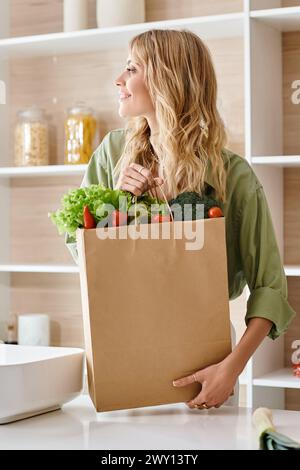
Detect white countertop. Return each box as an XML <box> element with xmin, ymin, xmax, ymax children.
<box><xmin>0</xmin><ymin>394</ymin><xmax>300</xmax><ymax>450</ymax></box>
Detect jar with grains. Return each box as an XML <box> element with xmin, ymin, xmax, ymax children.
<box><xmin>14</xmin><ymin>106</ymin><xmax>49</xmax><ymax>166</ymax></box>
<box><xmin>64</xmin><ymin>102</ymin><xmax>97</xmax><ymax>164</ymax></box>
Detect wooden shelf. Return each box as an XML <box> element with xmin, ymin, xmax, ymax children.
<box><xmin>0</xmin><ymin>13</ymin><xmax>244</xmax><ymax>59</ymax></box>
<box><xmin>250</xmin><ymin>7</ymin><xmax>300</xmax><ymax>32</ymax></box>
<box><xmin>253</xmin><ymin>368</ymin><xmax>300</xmax><ymax>389</ymax></box>
<box><xmin>1</xmin><ymin>157</ymin><xmax>300</xmax><ymax>178</ymax></box>
<box><xmin>284</xmin><ymin>266</ymin><xmax>300</xmax><ymax>277</ymax></box>
<box><xmin>0</xmin><ymin>264</ymin><xmax>296</xmax><ymax>276</ymax></box>
<box><xmin>0</xmin><ymin>264</ymin><xmax>79</xmax><ymax>273</ymax></box>
<box><xmin>0</xmin><ymin>164</ymin><xmax>87</xmax><ymax>178</ymax></box>
<box><xmin>251</xmin><ymin>156</ymin><xmax>300</xmax><ymax>167</ymax></box>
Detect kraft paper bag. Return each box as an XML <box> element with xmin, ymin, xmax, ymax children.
<box><xmin>77</xmin><ymin>218</ymin><xmax>232</xmax><ymax>412</ymax></box>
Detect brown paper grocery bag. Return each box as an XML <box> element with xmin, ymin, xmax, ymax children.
<box><xmin>77</xmin><ymin>218</ymin><xmax>231</xmax><ymax>412</ymax></box>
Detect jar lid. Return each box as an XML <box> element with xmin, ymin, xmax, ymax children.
<box><xmin>67</xmin><ymin>101</ymin><xmax>95</xmax><ymax>116</ymax></box>
<box><xmin>17</xmin><ymin>106</ymin><xmax>46</xmax><ymax>120</ymax></box>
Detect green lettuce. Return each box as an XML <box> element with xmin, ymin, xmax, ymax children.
<box><xmin>49</xmin><ymin>184</ymin><xmax>163</xmax><ymax>238</ymax></box>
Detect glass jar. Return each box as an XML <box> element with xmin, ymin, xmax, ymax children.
<box><xmin>64</xmin><ymin>102</ymin><xmax>97</xmax><ymax>164</ymax></box>
<box><xmin>14</xmin><ymin>106</ymin><xmax>49</xmax><ymax>166</ymax></box>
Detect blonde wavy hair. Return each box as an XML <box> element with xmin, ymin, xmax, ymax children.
<box><xmin>114</xmin><ymin>29</ymin><xmax>229</xmax><ymax>203</ymax></box>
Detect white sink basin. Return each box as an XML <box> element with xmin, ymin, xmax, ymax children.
<box><xmin>0</xmin><ymin>344</ymin><xmax>84</xmax><ymax>424</ymax></box>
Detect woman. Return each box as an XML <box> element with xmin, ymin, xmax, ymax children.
<box><xmin>66</xmin><ymin>29</ymin><xmax>295</xmax><ymax>410</ymax></box>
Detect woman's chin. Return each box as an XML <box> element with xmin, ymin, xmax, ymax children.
<box><xmin>118</xmin><ymin>110</ymin><xmax>128</xmax><ymax>118</ymax></box>
<box><xmin>118</xmin><ymin>108</ymin><xmax>137</xmax><ymax>119</ymax></box>
<box><xmin>118</xmin><ymin>105</ymin><xmax>127</xmax><ymax>118</ymax></box>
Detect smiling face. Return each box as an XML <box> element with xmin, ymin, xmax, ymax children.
<box><xmin>115</xmin><ymin>55</ymin><xmax>156</xmax><ymax>120</ymax></box>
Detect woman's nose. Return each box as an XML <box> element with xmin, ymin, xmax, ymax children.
<box><xmin>115</xmin><ymin>73</ymin><xmax>126</xmax><ymax>87</ymax></box>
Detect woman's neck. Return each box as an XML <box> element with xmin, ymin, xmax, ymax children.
<box><xmin>149</xmin><ymin>133</ymin><xmax>160</xmax><ymax>155</ymax></box>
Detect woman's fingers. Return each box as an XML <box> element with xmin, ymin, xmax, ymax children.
<box><xmin>118</xmin><ymin>163</ymin><xmax>164</xmax><ymax>196</ymax></box>
<box><xmin>173</xmin><ymin>374</ymin><xmax>196</xmax><ymax>387</ymax></box>
<box><xmin>188</xmin><ymin>400</ymin><xmax>213</xmax><ymax>410</ymax></box>
<box><xmin>173</xmin><ymin>370</ymin><xmax>204</xmax><ymax>387</ymax></box>
<box><xmin>119</xmin><ymin>182</ymin><xmax>144</xmax><ymax>197</ymax></box>
<box><xmin>185</xmin><ymin>381</ymin><xmax>216</xmax><ymax>409</ymax></box>
<box><xmin>124</xmin><ymin>166</ymin><xmax>147</xmax><ymax>185</ymax></box>
<box><xmin>129</xmin><ymin>163</ymin><xmax>155</xmax><ymax>188</ymax></box>
<box><xmin>121</xmin><ymin>176</ymin><xmax>145</xmax><ymax>192</ymax></box>
<box><xmin>187</xmin><ymin>391</ymin><xmax>207</xmax><ymax>409</ymax></box>
<box><xmin>153</xmin><ymin>177</ymin><xmax>164</xmax><ymax>188</ymax></box>
<box><xmin>173</xmin><ymin>373</ymin><xmax>216</xmax><ymax>409</ymax></box>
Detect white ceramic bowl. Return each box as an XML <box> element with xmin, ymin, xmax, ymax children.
<box><xmin>0</xmin><ymin>344</ymin><xmax>84</xmax><ymax>424</ymax></box>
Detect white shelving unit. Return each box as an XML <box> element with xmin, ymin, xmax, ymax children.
<box><xmin>0</xmin><ymin>261</ymin><xmax>297</xmax><ymax>277</ymax></box>
<box><xmin>0</xmin><ymin>12</ymin><xmax>244</xmax><ymax>59</ymax></box>
<box><xmin>252</xmin><ymin>156</ymin><xmax>300</xmax><ymax>167</ymax></box>
<box><xmin>245</xmin><ymin>0</ymin><xmax>300</xmax><ymax>409</ymax></box>
<box><xmin>0</xmin><ymin>264</ymin><xmax>79</xmax><ymax>273</ymax></box>
<box><xmin>0</xmin><ymin>164</ymin><xmax>87</xmax><ymax>178</ymax></box>
<box><xmin>253</xmin><ymin>368</ymin><xmax>300</xmax><ymax>389</ymax></box>
<box><xmin>284</xmin><ymin>266</ymin><xmax>300</xmax><ymax>277</ymax></box>
<box><xmin>0</xmin><ymin>0</ymin><xmax>299</xmax><ymax>409</ymax></box>
<box><xmin>250</xmin><ymin>6</ymin><xmax>300</xmax><ymax>31</ymax></box>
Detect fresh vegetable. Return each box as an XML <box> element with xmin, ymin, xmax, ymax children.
<box><xmin>49</xmin><ymin>185</ymin><xmax>224</xmax><ymax>240</ymax></box>
<box><xmin>168</xmin><ymin>192</ymin><xmax>223</xmax><ymax>220</ymax></box>
<box><xmin>83</xmin><ymin>205</ymin><xmax>96</xmax><ymax>229</ymax></box>
<box><xmin>109</xmin><ymin>210</ymin><xmax>128</xmax><ymax>227</ymax></box>
<box><xmin>293</xmin><ymin>363</ymin><xmax>300</xmax><ymax>378</ymax></box>
<box><xmin>208</xmin><ymin>206</ymin><xmax>223</xmax><ymax>218</ymax></box>
<box><xmin>49</xmin><ymin>184</ymin><xmax>162</xmax><ymax>240</ymax></box>
<box><xmin>151</xmin><ymin>214</ymin><xmax>172</xmax><ymax>223</ymax></box>
<box><xmin>253</xmin><ymin>407</ymin><xmax>300</xmax><ymax>450</ymax></box>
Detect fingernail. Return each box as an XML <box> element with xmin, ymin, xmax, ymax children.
<box><xmin>173</xmin><ymin>381</ymin><xmax>178</xmax><ymax>387</ymax></box>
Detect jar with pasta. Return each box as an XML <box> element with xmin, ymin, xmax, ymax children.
<box><xmin>14</xmin><ymin>106</ymin><xmax>49</xmax><ymax>166</ymax></box>
<box><xmin>64</xmin><ymin>102</ymin><xmax>97</xmax><ymax>164</ymax></box>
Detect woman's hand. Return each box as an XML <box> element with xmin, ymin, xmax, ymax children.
<box><xmin>116</xmin><ymin>162</ymin><xmax>164</xmax><ymax>197</ymax></box>
<box><xmin>173</xmin><ymin>360</ymin><xmax>238</xmax><ymax>409</ymax></box>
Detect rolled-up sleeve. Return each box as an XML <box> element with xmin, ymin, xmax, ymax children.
<box><xmin>238</xmin><ymin>184</ymin><xmax>296</xmax><ymax>340</ymax></box>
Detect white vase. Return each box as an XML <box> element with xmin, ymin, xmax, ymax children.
<box><xmin>96</xmin><ymin>0</ymin><xmax>145</xmax><ymax>28</ymax></box>
<box><xmin>63</xmin><ymin>0</ymin><xmax>88</xmax><ymax>32</ymax></box>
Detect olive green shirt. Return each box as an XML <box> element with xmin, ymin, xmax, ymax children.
<box><xmin>66</xmin><ymin>128</ymin><xmax>296</xmax><ymax>340</ymax></box>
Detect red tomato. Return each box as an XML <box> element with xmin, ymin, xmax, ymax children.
<box><xmin>208</xmin><ymin>206</ymin><xmax>223</xmax><ymax>218</ymax></box>
<box><xmin>83</xmin><ymin>205</ymin><xmax>96</xmax><ymax>229</ymax></box>
<box><xmin>151</xmin><ymin>214</ymin><xmax>172</xmax><ymax>223</ymax></box>
<box><xmin>292</xmin><ymin>364</ymin><xmax>300</xmax><ymax>377</ymax></box>
<box><xmin>110</xmin><ymin>210</ymin><xmax>128</xmax><ymax>227</ymax></box>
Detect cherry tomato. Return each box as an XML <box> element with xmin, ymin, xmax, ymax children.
<box><xmin>208</xmin><ymin>206</ymin><xmax>223</xmax><ymax>218</ymax></box>
<box><xmin>83</xmin><ymin>205</ymin><xmax>96</xmax><ymax>229</ymax></box>
<box><xmin>292</xmin><ymin>364</ymin><xmax>300</xmax><ymax>378</ymax></box>
<box><xmin>151</xmin><ymin>214</ymin><xmax>172</xmax><ymax>223</ymax></box>
<box><xmin>110</xmin><ymin>210</ymin><xmax>128</xmax><ymax>227</ymax></box>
